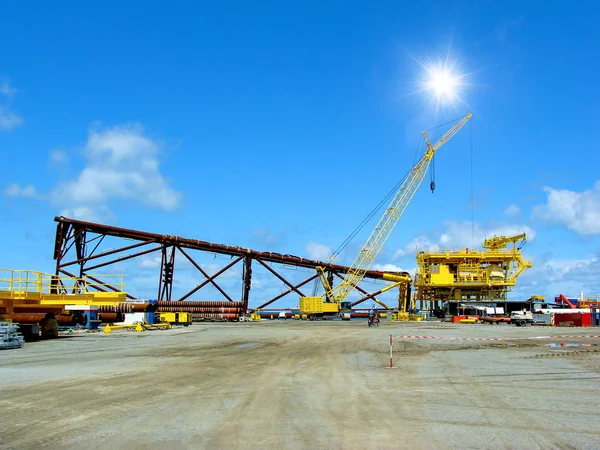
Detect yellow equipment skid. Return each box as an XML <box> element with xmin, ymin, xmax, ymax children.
<box><xmin>159</xmin><ymin>312</ymin><xmax>192</xmax><ymax>326</ymax></box>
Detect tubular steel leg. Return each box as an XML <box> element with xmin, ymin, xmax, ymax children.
<box><xmin>158</xmin><ymin>245</ymin><xmax>176</xmax><ymax>302</ymax></box>
<box><xmin>74</xmin><ymin>229</ymin><xmax>86</xmax><ymax>278</ymax></box>
<box><xmin>242</xmin><ymin>256</ymin><xmax>252</xmax><ymax>312</ymax></box>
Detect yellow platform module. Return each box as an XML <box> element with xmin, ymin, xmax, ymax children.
<box><xmin>414</xmin><ymin>233</ymin><xmax>532</xmax><ymax>310</ymax></box>
<box><xmin>0</xmin><ymin>269</ymin><xmax>127</xmax><ymax>315</ymax></box>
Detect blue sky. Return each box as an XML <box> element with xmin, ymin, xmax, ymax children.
<box><xmin>1</xmin><ymin>1</ymin><xmax>599</xmax><ymax>306</ymax></box>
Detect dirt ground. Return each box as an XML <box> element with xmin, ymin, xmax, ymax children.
<box><xmin>1</xmin><ymin>320</ymin><xmax>600</xmax><ymax>449</ymax></box>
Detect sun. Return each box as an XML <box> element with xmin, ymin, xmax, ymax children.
<box><xmin>426</xmin><ymin>68</ymin><xmax>459</xmax><ymax>99</ymax></box>
<box><xmin>421</xmin><ymin>61</ymin><xmax>467</xmax><ymax>113</ymax></box>
<box><xmin>406</xmin><ymin>52</ymin><xmax>474</xmax><ymax>114</ymax></box>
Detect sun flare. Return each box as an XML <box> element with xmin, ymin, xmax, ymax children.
<box><xmin>408</xmin><ymin>52</ymin><xmax>474</xmax><ymax>114</ymax></box>
<box><xmin>426</xmin><ymin>68</ymin><xmax>459</xmax><ymax>99</ymax></box>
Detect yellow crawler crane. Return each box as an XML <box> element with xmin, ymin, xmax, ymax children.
<box><xmin>413</xmin><ymin>233</ymin><xmax>532</xmax><ymax>312</ymax></box>
<box><xmin>300</xmin><ymin>113</ymin><xmax>473</xmax><ymax>318</ymax></box>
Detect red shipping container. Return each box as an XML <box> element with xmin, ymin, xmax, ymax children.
<box><xmin>553</xmin><ymin>312</ymin><xmax>591</xmax><ymax>327</ymax></box>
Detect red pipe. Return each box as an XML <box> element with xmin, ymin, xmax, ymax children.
<box><xmin>98</xmin><ymin>303</ymin><xmax>149</xmax><ymax>313</ymax></box>
<box><xmin>158</xmin><ymin>301</ymin><xmax>242</xmax><ymax>308</ymax></box>
<box><xmin>351</xmin><ymin>313</ymin><xmax>369</xmax><ymax>318</ymax></box>
<box><xmin>10</xmin><ymin>313</ymin><xmax>84</xmax><ymax>326</ymax></box>
<box><xmin>129</xmin><ymin>303</ymin><xmax>148</xmax><ymax>312</ymax></box>
<box><xmin>191</xmin><ymin>313</ymin><xmax>239</xmax><ymax>320</ymax></box>
<box><xmin>157</xmin><ymin>307</ymin><xmax>240</xmax><ymax>313</ymax></box>
<box><xmin>98</xmin><ymin>312</ymin><xmax>124</xmax><ymax>323</ymax></box>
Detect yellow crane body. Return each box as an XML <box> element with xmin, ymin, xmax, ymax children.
<box><xmin>299</xmin><ymin>297</ymin><xmax>341</xmax><ymax>314</ymax></box>
<box><xmin>414</xmin><ymin>233</ymin><xmax>532</xmax><ymax>310</ymax></box>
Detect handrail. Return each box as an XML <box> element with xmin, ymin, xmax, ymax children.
<box><xmin>0</xmin><ymin>268</ymin><xmax>125</xmax><ymax>295</ymax></box>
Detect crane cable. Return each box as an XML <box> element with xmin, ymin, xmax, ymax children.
<box><xmin>312</xmin><ymin>114</ymin><xmax>468</xmax><ymax>296</ymax></box>
<box><xmin>469</xmin><ymin>118</ymin><xmax>474</xmax><ymax>247</ymax></box>
<box><xmin>329</xmin><ymin>172</ymin><xmax>408</xmax><ymax>261</ymax></box>
<box><xmin>311</xmin><ymin>137</ymin><xmax>426</xmax><ymax>296</ymax></box>
<box><xmin>328</xmin><ymin>134</ymin><xmax>429</xmax><ymax>263</ymax></box>
<box><xmin>330</xmin><ymin>114</ymin><xmax>468</xmax><ymax>262</ymax></box>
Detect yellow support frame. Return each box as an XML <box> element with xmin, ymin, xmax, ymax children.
<box><xmin>103</xmin><ymin>322</ymin><xmax>172</xmax><ymax>333</ymax></box>
<box><xmin>0</xmin><ymin>269</ymin><xmax>127</xmax><ymax>314</ymax></box>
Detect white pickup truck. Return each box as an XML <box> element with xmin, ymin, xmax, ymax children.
<box><xmin>510</xmin><ymin>310</ymin><xmax>534</xmax><ymax>326</ymax></box>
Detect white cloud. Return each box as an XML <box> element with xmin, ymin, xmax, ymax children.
<box><xmin>533</xmin><ymin>182</ymin><xmax>600</xmax><ymax>235</ymax></box>
<box><xmin>59</xmin><ymin>205</ymin><xmax>115</xmax><ymax>223</ymax></box>
<box><xmin>403</xmin><ymin>235</ymin><xmax>440</xmax><ymax>253</ymax></box>
<box><xmin>394</xmin><ymin>220</ymin><xmax>535</xmax><ymax>258</ymax></box>
<box><xmin>504</xmin><ymin>204</ymin><xmax>520</xmax><ymax>217</ymax></box>
<box><xmin>0</xmin><ymin>79</ymin><xmax>22</xmax><ymax>131</ymax></box>
<box><xmin>305</xmin><ymin>242</ymin><xmax>332</xmax><ymax>261</ymax></box>
<box><xmin>51</xmin><ymin>123</ymin><xmax>181</xmax><ymax>219</ymax></box>
<box><xmin>438</xmin><ymin>221</ymin><xmax>535</xmax><ymax>248</ymax></box>
<box><xmin>136</xmin><ymin>254</ymin><xmax>162</xmax><ymax>269</ymax></box>
<box><xmin>251</xmin><ymin>228</ymin><xmax>279</xmax><ymax>246</ymax></box>
<box><xmin>372</xmin><ymin>263</ymin><xmax>411</xmax><ymax>273</ymax></box>
<box><xmin>0</xmin><ymin>106</ymin><xmax>22</xmax><ymax>131</ymax></box>
<box><xmin>49</xmin><ymin>148</ymin><xmax>68</xmax><ymax>163</ymax></box>
<box><xmin>517</xmin><ymin>255</ymin><xmax>600</xmax><ymax>299</ymax></box>
<box><xmin>0</xmin><ymin>80</ymin><xmax>17</xmax><ymax>97</ymax></box>
<box><xmin>392</xmin><ymin>249</ymin><xmax>406</xmax><ymax>259</ymax></box>
<box><xmin>202</xmin><ymin>263</ymin><xmax>241</xmax><ymax>279</ymax></box>
<box><xmin>4</xmin><ymin>183</ymin><xmax>38</xmax><ymax>198</ymax></box>
<box><xmin>542</xmin><ymin>257</ymin><xmax>599</xmax><ymax>280</ymax></box>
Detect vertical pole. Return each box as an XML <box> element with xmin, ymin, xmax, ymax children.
<box><xmin>158</xmin><ymin>246</ymin><xmax>175</xmax><ymax>302</ymax></box>
<box><xmin>242</xmin><ymin>256</ymin><xmax>252</xmax><ymax>312</ymax></box>
<box><xmin>389</xmin><ymin>334</ymin><xmax>393</xmax><ymax>368</ymax></box>
<box><xmin>157</xmin><ymin>245</ymin><xmax>166</xmax><ymax>301</ymax></box>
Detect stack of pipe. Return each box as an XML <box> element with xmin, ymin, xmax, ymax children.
<box><xmin>97</xmin><ymin>312</ymin><xmax>125</xmax><ymax>323</ymax></box>
<box><xmin>157</xmin><ymin>301</ymin><xmax>242</xmax><ymax>321</ymax></box>
<box><xmin>351</xmin><ymin>312</ymin><xmax>370</xmax><ymax>319</ymax></box>
<box><xmin>98</xmin><ymin>303</ymin><xmax>148</xmax><ymax>313</ymax></box>
<box><xmin>97</xmin><ymin>303</ymin><xmax>147</xmax><ymax>323</ymax></box>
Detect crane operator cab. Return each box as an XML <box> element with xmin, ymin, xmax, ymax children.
<box><xmin>339</xmin><ymin>301</ymin><xmax>352</xmax><ymax>320</ymax></box>
<box><xmin>339</xmin><ymin>301</ymin><xmax>352</xmax><ymax>313</ymax></box>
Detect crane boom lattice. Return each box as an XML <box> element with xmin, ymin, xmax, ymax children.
<box><xmin>327</xmin><ymin>113</ymin><xmax>472</xmax><ymax>303</ymax></box>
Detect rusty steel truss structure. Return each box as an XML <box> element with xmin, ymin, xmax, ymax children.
<box><xmin>53</xmin><ymin>216</ymin><xmax>408</xmax><ymax>312</ymax></box>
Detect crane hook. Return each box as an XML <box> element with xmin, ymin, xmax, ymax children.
<box><xmin>430</xmin><ymin>180</ymin><xmax>435</xmax><ymax>193</ymax></box>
